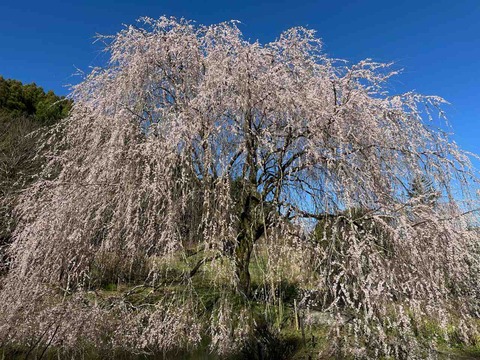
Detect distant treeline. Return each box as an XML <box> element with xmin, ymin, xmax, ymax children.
<box><xmin>0</xmin><ymin>76</ymin><xmax>71</xmax><ymax>125</ymax></box>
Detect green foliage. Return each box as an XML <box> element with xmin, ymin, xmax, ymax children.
<box><xmin>312</xmin><ymin>207</ymin><xmax>393</xmax><ymax>254</ymax></box>
<box><xmin>0</xmin><ymin>76</ymin><xmax>71</xmax><ymax>125</ymax></box>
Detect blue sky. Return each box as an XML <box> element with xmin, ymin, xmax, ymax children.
<box><xmin>1</xmin><ymin>0</ymin><xmax>479</xmax><ymax>160</ymax></box>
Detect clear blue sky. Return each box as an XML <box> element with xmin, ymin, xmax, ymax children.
<box><xmin>1</xmin><ymin>0</ymin><xmax>479</xmax><ymax>159</ymax></box>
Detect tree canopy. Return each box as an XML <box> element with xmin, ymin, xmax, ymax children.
<box><xmin>0</xmin><ymin>76</ymin><xmax>71</xmax><ymax>124</ymax></box>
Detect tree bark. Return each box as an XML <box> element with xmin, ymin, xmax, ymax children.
<box><xmin>235</xmin><ymin>231</ymin><xmax>254</xmax><ymax>297</ymax></box>
<box><xmin>234</xmin><ymin>192</ymin><xmax>266</xmax><ymax>297</ymax></box>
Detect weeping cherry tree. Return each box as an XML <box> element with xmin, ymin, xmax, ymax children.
<box><xmin>1</xmin><ymin>16</ymin><xmax>479</xmax><ymax>358</ymax></box>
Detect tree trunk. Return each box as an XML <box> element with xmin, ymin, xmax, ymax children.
<box><xmin>235</xmin><ymin>189</ymin><xmax>261</xmax><ymax>297</ymax></box>
<box><xmin>235</xmin><ymin>231</ymin><xmax>253</xmax><ymax>296</ymax></box>
<box><xmin>234</xmin><ymin>191</ymin><xmax>266</xmax><ymax>297</ymax></box>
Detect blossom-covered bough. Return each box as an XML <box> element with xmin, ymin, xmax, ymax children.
<box><xmin>0</xmin><ymin>16</ymin><xmax>479</xmax><ymax>359</ymax></box>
